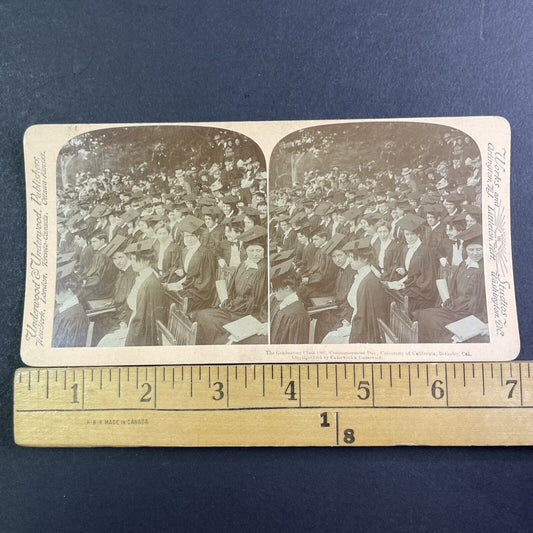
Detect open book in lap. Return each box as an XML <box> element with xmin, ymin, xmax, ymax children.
<box><xmin>223</xmin><ymin>315</ymin><xmax>263</xmax><ymax>343</ymax></box>
<box><xmin>445</xmin><ymin>315</ymin><xmax>489</xmax><ymax>343</ymax></box>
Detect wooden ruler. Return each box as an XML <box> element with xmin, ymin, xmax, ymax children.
<box><xmin>14</xmin><ymin>362</ymin><xmax>533</xmax><ymax>447</ymax></box>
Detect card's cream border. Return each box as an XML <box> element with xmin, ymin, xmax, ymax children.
<box><xmin>21</xmin><ymin>117</ymin><xmax>519</xmax><ymax>366</ymax></box>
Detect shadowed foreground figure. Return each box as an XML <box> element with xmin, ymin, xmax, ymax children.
<box><xmin>270</xmin><ymin>263</ymin><xmax>310</xmax><ymax>344</ymax></box>
<box><xmin>52</xmin><ymin>275</ymin><xmax>89</xmax><ymax>348</ymax></box>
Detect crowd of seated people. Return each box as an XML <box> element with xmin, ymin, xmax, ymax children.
<box><xmin>269</xmin><ymin>130</ymin><xmax>489</xmax><ymax>344</ymax></box>
<box><xmin>53</xmin><ymin>132</ymin><xmax>268</xmax><ymax>347</ymax></box>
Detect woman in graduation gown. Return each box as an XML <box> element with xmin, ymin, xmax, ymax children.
<box><xmin>124</xmin><ymin>244</ymin><xmax>165</xmax><ymax>346</ymax></box>
<box><xmin>372</xmin><ymin>221</ymin><xmax>401</xmax><ymax>281</ymax></box>
<box><xmin>270</xmin><ymin>266</ymin><xmax>310</xmax><ymax>345</ymax></box>
<box><xmin>169</xmin><ymin>216</ymin><xmax>216</xmax><ymax>312</ymax></box>
<box><xmin>388</xmin><ymin>214</ymin><xmax>438</xmax><ymax>315</ymax></box>
<box><xmin>194</xmin><ymin>226</ymin><xmax>268</xmax><ymax>345</ymax></box>
<box><xmin>414</xmin><ymin>226</ymin><xmax>488</xmax><ymax>343</ymax></box>
<box><xmin>152</xmin><ymin>223</ymin><xmax>180</xmax><ymax>282</ymax></box>
<box><xmin>439</xmin><ymin>216</ymin><xmax>467</xmax><ymax>267</ymax></box>
<box><xmin>52</xmin><ymin>275</ymin><xmax>89</xmax><ymax>348</ymax></box>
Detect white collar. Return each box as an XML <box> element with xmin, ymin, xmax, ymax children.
<box><xmin>279</xmin><ymin>292</ymin><xmax>299</xmax><ymax>310</ymax></box>
<box><xmin>244</xmin><ymin>259</ymin><xmax>259</xmax><ymax>270</ymax></box>
<box><xmin>356</xmin><ymin>264</ymin><xmax>372</xmax><ymax>278</ymax></box>
<box><xmin>465</xmin><ymin>257</ymin><xmax>480</xmax><ymax>269</ymax></box>
<box><xmin>430</xmin><ymin>221</ymin><xmax>441</xmax><ymax>230</ymax></box>
<box><xmin>407</xmin><ymin>237</ymin><xmax>422</xmax><ymax>250</ymax></box>
<box><xmin>340</xmin><ymin>258</ymin><xmax>350</xmax><ymax>270</ymax></box>
<box><xmin>208</xmin><ymin>223</ymin><xmax>218</xmax><ymax>233</ymax></box>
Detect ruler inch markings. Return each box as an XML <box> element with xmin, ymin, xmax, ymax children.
<box><xmin>13</xmin><ymin>362</ymin><xmax>533</xmax><ymax>447</ymax></box>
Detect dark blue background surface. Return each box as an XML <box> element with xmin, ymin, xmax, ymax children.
<box><xmin>1</xmin><ymin>1</ymin><xmax>532</xmax><ymax>531</ymax></box>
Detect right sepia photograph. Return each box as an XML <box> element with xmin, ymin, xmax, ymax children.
<box><xmin>269</xmin><ymin>122</ymin><xmax>489</xmax><ymax>345</ymax></box>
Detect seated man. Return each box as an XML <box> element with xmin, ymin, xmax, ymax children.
<box><xmin>94</xmin><ymin>241</ymin><xmax>137</xmax><ymax>346</ymax></box>
<box><xmin>52</xmin><ymin>273</ymin><xmax>89</xmax><ymax>348</ymax></box>
<box><xmin>82</xmin><ymin>232</ymin><xmax>118</xmax><ymax>300</ymax></box>
<box><xmin>314</xmin><ymin>237</ymin><xmax>356</xmax><ymax>342</ymax></box>
<box><xmin>322</xmin><ymin>239</ymin><xmax>389</xmax><ymax>344</ymax></box>
<box><xmin>302</xmin><ymin>231</ymin><xmax>338</xmax><ymax>297</ymax></box>
<box><xmin>270</xmin><ymin>261</ymin><xmax>310</xmax><ymax>344</ymax></box>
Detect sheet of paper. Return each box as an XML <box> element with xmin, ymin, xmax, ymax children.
<box><xmin>436</xmin><ymin>279</ymin><xmax>450</xmax><ymax>303</ymax></box>
<box><xmin>216</xmin><ymin>280</ymin><xmax>228</xmax><ymax>303</ymax></box>
<box><xmin>445</xmin><ymin>315</ymin><xmax>488</xmax><ymax>342</ymax></box>
<box><xmin>223</xmin><ymin>315</ymin><xmax>262</xmax><ymax>342</ymax></box>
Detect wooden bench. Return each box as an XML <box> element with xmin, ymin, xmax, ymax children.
<box><xmin>389</xmin><ymin>300</ymin><xmax>418</xmax><ymax>343</ymax></box>
<box><xmin>378</xmin><ymin>317</ymin><xmax>399</xmax><ymax>344</ymax></box>
<box><xmin>156</xmin><ymin>303</ymin><xmax>197</xmax><ymax>346</ymax></box>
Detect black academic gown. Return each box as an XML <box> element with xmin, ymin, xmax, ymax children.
<box><xmin>348</xmin><ymin>271</ymin><xmax>390</xmax><ymax>344</ymax></box>
<box><xmin>202</xmin><ymin>225</ymin><xmax>225</xmax><ymax>252</ymax></box>
<box><xmin>297</xmin><ymin>243</ymin><xmax>318</xmax><ymax>275</ymax></box>
<box><xmin>152</xmin><ymin>240</ymin><xmax>181</xmax><ymax>282</ymax></box>
<box><xmin>83</xmin><ymin>249</ymin><xmax>118</xmax><ymax>299</ymax></box>
<box><xmin>306</xmin><ymin>247</ymin><xmax>338</xmax><ymax>296</ymax></box>
<box><xmin>315</xmin><ymin>264</ymin><xmax>357</xmax><ymax>342</ymax></box>
<box><xmin>113</xmin><ymin>266</ymin><xmax>137</xmax><ymax>324</ymax></box>
<box><xmin>423</xmin><ymin>223</ymin><xmax>446</xmax><ymax>260</ymax></box>
<box><xmin>415</xmin><ymin>260</ymin><xmax>488</xmax><ymax>343</ymax></box>
<box><xmin>373</xmin><ymin>239</ymin><xmax>402</xmax><ymax>282</ymax></box>
<box><xmin>270</xmin><ymin>297</ymin><xmax>310</xmax><ymax>344</ymax></box>
<box><xmin>281</xmin><ymin>229</ymin><xmax>298</xmax><ymax>251</ymax></box>
<box><xmin>177</xmin><ymin>245</ymin><xmax>216</xmax><ymax>312</ymax></box>
<box><xmin>52</xmin><ymin>302</ymin><xmax>89</xmax><ymax>348</ymax></box>
<box><xmin>125</xmin><ymin>273</ymin><xmax>164</xmax><ymax>346</ymax></box>
<box><xmin>194</xmin><ymin>258</ymin><xmax>268</xmax><ymax>345</ymax></box>
<box><xmin>399</xmin><ymin>243</ymin><xmax>439</xmax><ymax>315</ymax></box>
<box><xmin>76</xmin><ymin>245</ymin><xmax>94</xmax><ymax>277</ymax></box>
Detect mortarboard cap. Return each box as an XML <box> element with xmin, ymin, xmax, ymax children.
<box><xmin>456</xmin><ymin>224</ymin><xmax>483</xmax><ymax>246</ymax></box>
<box><xmin>238</xmin><ymin>225</ymin><xmax>267</xmax><ymax>248</ymax></box>
<box><xmin>66</xmin><ymin>213</ymin><xmax>83</xmax><ymax>227</ymax></box>
<box><xmin>342</xmin><ymin>207</ymin><xmax>362</xmax><ymax>221</ymax></box>
<box><xmin>270</xmin><ymin>259</ymin><xmax>294</xmax><ymax>280</ymax></box>
<box><xmin>423</xmin><ymin>204</ymin><xmax>444</xmax><ymax>216</ymax></box>
<box><xmin>177</xmin><ymin>215</ymin><xmax>205</xmax><ymax>234</ymax></box>
<box><xmin>124</xmin><ymin>238</ymin><xmax>156</xmax><ymax>254</ymax></box>
<box><xmin>242</xmin><ymin>206</ymin><xmax>260</xmax><ymax>217</ymax></box>
<box><xmin>444</xmin><ymin>192</ymin><xmax>464</xmax><ymax>203</ymax></box>
<box><xmin>323</xmin><ymin>233</ymin><xmax>346</xmax><ymax>255</ymax></box>
<box><xmin>89</xmin><ymin>204</ymin><xmax>111</xmax><ymax>218</ymax></box>
<box><xmin>102</xmin><ymin>235</ymin><xmax>127</xmax><ymax>257</ymax></box>
<box><xmin>120</xmin><ymin>208</ymin><xmax>140</xmax><ymax>225</ymax></box>
<box><xmin>270</xmin><ymin>250</ymin><xmax>294</xmax><ymax>265</ymax></box>
<box><xmin>202</xmin><ymin>206</ymin><xmax>223</xmax><ymax>218</ymax></box>
<box><xmin>313</xmin><ymin>202</ymin><xmax>333</xmax><ymax>217</ymax></box>
<box><xmin>397</xmin><ymin>213</ymin><xmax>426</xmax><ymax>233</ymax></box>
<box><xmin>221</xmin><ymin>195</ymin><xmax>239</xmax><ymax>205</ymax></box>
<box><xmin>197</xmin><ymin>197</ymin><xmax>216</xmax><ymax>207</ymax></box>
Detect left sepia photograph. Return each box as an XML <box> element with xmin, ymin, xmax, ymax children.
<box><xmin>53</xmin><ymin>126</ymin><xmax>268</xmax><ymax>348</ymax></box>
